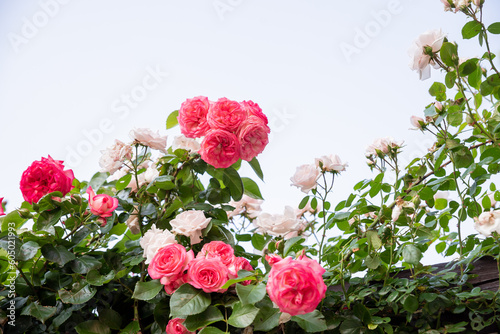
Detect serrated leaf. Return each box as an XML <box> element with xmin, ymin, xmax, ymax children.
<box><xmin>41</xmin><ymin>244</ymin><xmax>75</xmax><ymax>266</ymax></box>
<box><xmin>170</xmin><ymin>284</ymin><xmax>211</xmax><ymax>318</ymax></box>
<box><xmin>59</xmin><ymin>284</ymin><xmax>97</xmax><ymax>304</ymax></box>
<box><xmin>402</xmin><ymin>244</ymin><xmax>422</xmax><ymax>265</ymax></box>
<box><xmin>184</xmin><ymin>306</ymin><xmax>224</xmax><ymax>331</ymax></box>
<box><xmin>132</xmin><ymin>280</ymin><xmax>163</xmax><ymax>301</ymax></box>
<box><xmin>241</xmin><ymin>177</ymin><xmax>263</xmax><ymax>200</ymax></box>
<box><xmin>292</xmin><ymin>310</ymin><xmax>328</xmax><ymax>333</ymax></box>
<box><xmin>253</xmin><ymin>306</ymin><xmax>280</xmax><ymax>332</ymax></box>
<box><xmin>227</xmin><ymin>302</ymin><xmax>259</xmax><ymax>328</ymax></box>
<box><xmin>236</xmin><ymin>282</ymin><xmax>266</xmax><ymax>305</ymax></box>
<box><xmin>440</xmin><ymin>42</ymin><xmax>458</xmax><ymax>67</ymax></box>
<box><xmin>20</xmin><ymin>301</ymin><xmax>56</xmax><ymax>323</ymax></box>
<box><xmin>166</xmin><ymin>110</ymin><xmax>179</xmax><ymax>129</ymax></box>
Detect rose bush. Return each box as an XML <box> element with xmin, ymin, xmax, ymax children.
<box><xmin>2</xmin><ymin>3</ymin><xmax>500</xmax><ymax>333</ymax></box>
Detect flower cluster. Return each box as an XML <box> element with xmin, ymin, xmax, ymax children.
<box><xmin>365</xmin><ymin>137</ymin><xmax>404</xmax><ymax>161</ymax></box>
<box><xmin>254</xmin><ymin>206</ymin><xmax>308</xmax><ymax>239</ymax></box>
<box><xmin>178</xmin><ymin>96</ymin><xmax>270</xmax><ymax>168</ymax></box>
<box><xmin>290</xmin><ymin>154</ymin><xmax>347</xmax><ymax>193</ymax></box>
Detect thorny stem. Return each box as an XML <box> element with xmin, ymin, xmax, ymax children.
<box><xmin>318</xmin><ymin>172</ymin><xmax>335</xmax><ymax>265</ymax></box>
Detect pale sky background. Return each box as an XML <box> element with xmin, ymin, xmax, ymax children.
<box><xmin>1</xmin><ymin>0</ymin><xmax>499</xmax><ymax>264</ymax></box>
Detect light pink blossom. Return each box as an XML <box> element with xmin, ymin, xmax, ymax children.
<box><xmin>169</xmin><ymin>210</ymin><xmax>211</xmax><ymax>244</ymax></box>
<box><xmin>314</xmin><ymin>154</ymin><xmax>347</xmax><ymax>173</ymax></box>
<box><xmin>290</xmin><ymin>164</ymin><xmax>320</xmax><ymax>193</ymax></box>
<box><xmin>129</xmin><ymin>128</ymin><xmax>167</xmax><ymax>153</ymax></box>
<box><xmin>408</xmin><ymin>29</ymin><xmax>447</xmax><ymax>80</ymax></box>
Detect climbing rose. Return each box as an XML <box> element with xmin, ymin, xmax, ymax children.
<box><xmin>207</xmin><ymin>97</ymin><xmax>246</xmax><ymax>132</ymax></box>
<box><xmin>199</xmin><ymin>129</ymin><xmax>241</xmax><ymax>169</ymax></box>
<box><xmin>187</xmin><ymin>257</ymin><xmax>229</xmax><ymax>293</ymax></box>
<box><xmin>87</xmin><ymin>186</ymin><xmax>118</xmax><ymax>219</ymax></box>
<box><xmin>178</xmin><ymin>96</ymin><xmax>211</xmax><ymax>138</ymax></box>
<box><xmin>166</xmin><ymin>318</ymin><xmax>194</xmax><ymax>334</ymax></box>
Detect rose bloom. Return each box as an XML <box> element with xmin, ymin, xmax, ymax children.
<box><xmin>129</xmin><ymin>128</ymin><xmax>167</xmax><ymax>153</ymax></box>
<box><xmin>290</xmin><ymin>164</ymin><xmax>320</xmax><ymax>193</ymax></box>
<box><xmin>169</xmin><ymin>210</ymin><xmax>211</xmax><ymax>244</ymax></box>
<box><xmin>228</xmin><ymin>257</ymin><xmax>253</xmax><ymax>281</ymax></box>
<box><xmin>199</xmin><ymin>129</ymin><xmax>241</xmax><ymax>169</ymax></box>
<box><xmin>171</xmin><ymin>135</ymin><xmax>200</xmax><ymax>153</ymax></box>
<box><xmin>474</xmin><ymin>211</ymin><xmax>500</xmax><ymax>237</ymax></box>
<box><xmin>365</xmin><ymin>137</ymin><xmax>403</xmax><ymax>158</ymax></box>
<box><xmin>408</xmin><ymin>29</ymin><xmax>447</xmax><ymax>80</ymax></box>
<box><xmin>265</xmin><ymin>254</ymin><xmax>283</xmax><ymax>266</ymax></box>
<box><xmin>187</xmin><ymin>257</ymin><xmax>229</xmax><ymax>293</ymax></box>
<box><xmin>227</xmin><ymin>194</ymin><xmax>263</xmax><ymax>219</ymax></box>
<box><xmin>410</xmin><ymin>116</ymin><xmax>425</xmax><ymax>129</ymax></box>
<box><xmin>148</xmin><ymin>243</ymin><xmax>194</xmax><ymax>286</ymax></box>
<box><xmin>99</xmin><ymin>140</ymin><xmax>132</xmax><ymax>174</ymax></box>
<box><xmin>237</xmin><ymin>116</ymin><xmax>270</xmax><ymax>161</ymax></box>
<box><xmin>166</xmin><ymin>318</ymin><xmax>195</xmax><ymax>334</ymax></box>
<box><xmin>207</xmin><ymin>97</ymin><xmax>246</xmax><ymax>132</ymax></box>
<box><xmin>197</xmin><ymin>241</ymin><xmax>235</xmax><ymax>267</ymax></box>
<box><xmin>178</xmin><ymin>96</ymin><xmax>211</xmax><ymax>138</ymax></box>
<box><xmin>140</xmin><ymin>225</ymin><xmax>177</xmax><ymax>264</ymax></box>
<box><xmin>295</xmin><ymin>199</ymin><xmax>322</xmax><ymax>218</ymax></box>
<box><xmin>127</xmin><ymin>163</ymin><xmax>159</xmax><ymax>192</ymax></box>
<box><xmin>254</xmin><ymin>206</ymin><xmax>308</xmax><ymax>239</ymax></box>
<box><xmin>20</xmin><ymin>156</ymin><xmax>75</xmax><ymax>204</ymax></box>
<box><xmin>240</xmin><ymin>100</ymin><xmax>268</xmax><ymax>124</ymax></box>
<box><xmin>87</xmin><ymin>186</ymin><xmax>118</xmax><ymax>219</ymax></box>
<box><xmin>266</xmin><ymin>256</ymin><xmax>326</xmax><ymax>316</ymax></box>
<box><xmin>314</xmin><ymin>154</ymin><xmax>347</xmax><ymax>173</ymax></box>
<box><xmin>0</xmin><ymin>197</ymin><xmax>5</xmax><ymax>216</ymax></box>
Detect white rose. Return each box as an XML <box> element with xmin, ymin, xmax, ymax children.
<box><xmin>254</xmin><ymin>206</ymin><xmax>307</xmax><ymax>239</ymax></box>
<box><xmin>315</xmin><ymin>154</ymin><xmax>348</xmax><ymax>173</ymax></box>
<box><xmin>99</xmin><ymin>140</ymin><xmax>132</xmax><ymax>174</ymax></box>
<box><xmin>290</xmin><ymin>164</ymin><xmax>320</xmax><ymax>193</ymax></box>
<box><xmin>170</xmin><ymin>210</ymin><xmax>211</xmax><ymax>244</ymax></box>
<box><xmin>130</xmin><ymin>128</ymin><xmax>168</xmax><ymax>153</ymax></box>
<box><xmin>227</xmin><ymin>195</ymin><xmax>263</xmax><ymax>219</ymax></box>
<box><xmin>140</xmin><ymin>225</ymin><xmax>177</xmax><ymax>264</ymax></box>
<box><xmin>474</xmin><ymin>211</ymin><xmax>500</xmax><ymax>237</ymax></box>
<box><xmin>172</xmin><ymin>135</ymin><xmax>200</xmax><ymax>153</ymax></box>
<box><xmin>366</xmin><ymin>137</ymin><xmax>403</xmax><ymax>157</ymax></box>
<box><xmin>408</xmin><ymin>29</ymin><xmax>447</xmax><ymax>80</ymax></box>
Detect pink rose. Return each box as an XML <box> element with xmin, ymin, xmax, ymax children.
<box><xmin>410</xmin><ymin>116</ymin><xmax>425</xmax><ymax>129</ymax></box>
<box><xmin>241</xmin><ymin>100</ymin><xmax>268</xmax><ymax>124</ymax></box>
<box><xmin>408</xmin><ymin>29</ymin><xmax>447</xmax><ymax>80</ymax></box>
<box><xmin>99</xmin><ymin>140</ymin><xmax>132</xmax><ymax>174</ymax></box>
<box><xmin>265</xmin><ymin>254</ymin><xmax>283</xmax><ymax>266</ymax></box>
<box><xmin>87</xmin><ymin>186</ymin><xmax>118</xmax><ymax>219</ymax></box>
<box><xmin>178</xmin><ymin>96</ymin><xmax>211</xmax><ymax>138</ymax></box>
<box><xmin>149</xmin><ymin>244</ymin><xmax>194</xmax><ymax>288</ymax></box>
<box><xmin>266</xmin><ymin>256</ymin><xmax>326</xmax><ymax>316</ymax></box>
<box><xmin>228</xmin><ymin>257</ymin><xmax>253</xmax><ymax>284</ymax></box>
<box><xmin>290</xmin><ymin>164</ymin><xmax>320</xmax><ymax>193</ymax></box>
<box><xmin>207</xmin><ymin>97</ymin><xmax>246</xmax><ymax>132</ymax></box>
<box><xmin>314</xmin><ymin>154</ymin><xmax>347</xmax><ymax>173</ymax></box>
<box><xmin>187</xmin><ymin>257</ymin><xmax>229</xmax><ymax>293</ymax></box>
<box><xmin>140</xmin><ymin>225</ymin><xmax>178</xmax><ymax>264</ymax></box>
<box><xmin>227</xmin><ymin>194</ymin><xmax>263</xmax><ymax>219</ymax></box>
<box><xmin>237</xmin><ymin>116</ymin><xmax>270</xmax><ymax>161</ymax></box>
<box><xmin>197</xmin><ymin>241</ymin><xmax>236</xmax><ymax>267</ymax></box>
<box><xmin>166</xmin><ymin>318</ymin><xmax>195</xmax><ymax>334</ymax></box>
<box><xmin>199</xmin><ymin>129</ymin><xmax>241</xmax><ymax>169</ymax></box>
<box><xmin>129</xmin><ymin>128</ymin><xmax>168</xmax><ymax>153</ymax></box>
<box><xmin>20</xmin><ymin>156</ymin><xmax>75</xmax><ymax>204</ymax></box>
<box><xmin>0</xmin><ymin>197</ymin><xmax>5</xmax><ymax>216</ymax></box>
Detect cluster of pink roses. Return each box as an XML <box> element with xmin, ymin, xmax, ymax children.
<box><xmin>177</xmin><ymin>96</ymin><xmax>270</xmax><ymax>169</ymax></box>
<box><xmin>266</xmin><ymin>254</ymin><xmax>327</xmax><ymax>316</ymax></box>
<box><xmin>147</xmin><ymin>240</ymin><xmax>253</xmax><ymax>295</ymax></box>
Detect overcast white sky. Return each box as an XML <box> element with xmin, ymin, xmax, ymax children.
<box><xmin>1</xmin><ymin>0</ymin><xmax>499</xmax><ymax>263</ymax></box>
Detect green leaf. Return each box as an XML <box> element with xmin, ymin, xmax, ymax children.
<box><xmin>487</xmin><ymin>22</ymin><xmax>500</xmax><ymax>34</ymax></box>
<box><xmin>75</xmin><ymin>320</ymin><xmax>111</xmax><ymax>334</ymax></box>
<box><xmin>20</xmin><ymin>301</ymin><xmax>56</xmax><ymax>323</ymax></box>
<box><xmin>482</xmin><ymin>195</ymin><xmax>492</xmax><ymax>210</ymax></box>
<box><xmin>184</xmin><ymin>306</ymin><xmax>224</xmax><ymax>331</ymax></box>
<box><xmin>292</xmin><ymin>310</ymin><xmax>328</xmax><ymax>333</ymax></box>
<box><xmin>71</xmin><ymin>255</ymin><xmax>102</xmax><ymax>274</ymax></box>
<box><xmin>241</xmin><ymin>177</ymin><xmax>263</xmax><ymax>200</ymax></box>
<box><xmin>365</xmin><ymin>254</ymin><xmax>381</xmax><ymax>270</ymax></box>
<box><xmin>1</xmin><ymin>210</ymin><xmax>27</xmax><ymax>232</ymax></box>
<box><xmin>154</xmin><ymin>175</ymin><xmax>176</xmax><ymax>190</ymax></box>
<box><xmin>236</xmin><ymin>282</ymin><xmax>266</xmax><ymax>305</ymax></box>
<box><xmin>89</xmin><ymin>172</ymin><xmax>109</xmax><ymax>192</ymax></box>
<box><xmin>222</xmin><ymin>167</ymin><xmax>243</xmax><ymax>201</ymax></box>
<box><xmin>166</xmin><ymin>110</ymin><xmax>179</xmax><ymax>129</ymax></box>
<box><xmin>99</xmin><ymin>309</ymin><xmax>122</xmax><ymax>330</ymax></box>
<box><xmin>283</xmin><ymin>236</ymin><xmax>305</xmax><ymax>257</ymax></box>
<box><xmin>440</xmin><ymin>42</ymin><xmax>458</xmax><ymax>67</ymax></box>
<box><xmin>451</xmin><ymin>147</ymin><xmax>474</xmax><ymax>168</ymax></box>
<box><xmin>59</xmin><ymin>284</ymin><xmax>97</xmax><ymax>304</ymax></box>
<box><xmin>132</xmin><ymin>280</ymin><xmax>163</xmax><ymax>301</ymax></box>
<box><xmin>251</xmin><ymin>233</ymin><xmax>270</xmax><ymax>251</ymax></box>
<box><xmin>17</xmin><ymin>241</ymin><xmax>40</xmax><ymax>261</ymax></box>
<box><xmin>248</xmin><ymin>157</ymin><xmax>264</xmax><ymax>181</ymax></box>
<box><xmin>115</xmin><ymin>174</ymin><xmax>132</xmax><ymax>191</ymax></box>
<box><xmin>35</xmin><ymin>208</ymin><xmax>63</xmax><ymax>232</ymax></box>
<box><xmin>458</xmin><ymin>58</ymin><xmax>477</xmax><ymax>76</ymax></box>
<box><xmin>445</xmin><ymin>71</ymin><xmax>457</xmax><ymax>88</ymax></box>
<box><xmin>253</xmin><ymin>306</ymin><xmax>280</xmax><ymax>332</ymax></box>
<box><xmin>198</xmin><ymin>327</ymin><xmax>226</xmax><ymax>334</ymax></box>
<box><xmin>220</xmin><ymin>271</ymin><xmax>255</xmax><ymax>289</ymax></box>
<box><xmin>403</xmin><ymin>294</ymin><xmax>419</xmax><ymax>313</ymax></box>
<box><xmin>366</xmin><ymin>231</ymin><xmax>382</xmax><ymax>250</ymax></box>
<box><xmin>435</xmin><ymin>198</ymin><xmax>448</xmax><ymax>210</ymax></box>
<box><xmin>41</xmin><ymin>244</ymin><xmax>75</xmax><ymax>266</ymax></box>
<box><xmin>87</xmin><ymin>270</ymin><xmax>116</xmax><ymax>286</ymax></box>
<box><xmin>487</xmin><ymin>74</ymin><xmax>500</xmax><ymax>86</ymax></box>
<box><xmin>170</xmin><ymin>284</ymin><xmax>211</xmax><ymax>318</ymax></box>
<box><xmin>227</xmin><ymin>302</ymin><xmax>259</xmax><ymax>328</ymax></box>
<box><xmin>402</xmin><ymin>244</ymin><xmax>422</xmax><ymax>265</ymax></box>
<box><xmin>339</xmin><ymin>318</ymin><xmax>363</xmax><ymax>334</ymax></box>
<box><xmin>462</xmin><ymin>20</ymin><xmax>482</xmax><ymax>39</ymax></box>
<box><xmin>429</xmin><ymin>82</ymin><xmax>447</xmax><ymax>101</ymax></box>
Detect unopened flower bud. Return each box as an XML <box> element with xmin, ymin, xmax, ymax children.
<box><xmin>410</xmin><ymin>116</ymin><xmax>425</xmax><ymax>129</ymax></box>
<box><xmin>473</xmin><ymin>0</ymin><xmax>482</xmax><ymax>6</ymax></box>
<box><xmin>435</xmin><ymin>101</ymin><xmax>443</xmax><ymax>111</ymax></box>
<box><xmin>18</xmin><ymin>208</ymin><xmax>32</xmax><ymax>219</ymax></box>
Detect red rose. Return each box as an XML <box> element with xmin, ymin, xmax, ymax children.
<box><xmin>237</xmin><ymin>116</ymin><xmax>270</xmax><ymax>161</ymax></box>
<box><xmin>166</xmin><ymin>318</ymin><xmax>194</xmax><ymax>334</ymax></box>
<box><xmin>178</xmin><ymin>96</ymin><xmax>211</xmax><ymax>138</ymax></box>
<box><xmin>207</xmin><ymin>97</ymin><xmax>246</xmax><ymax>132</ymax></box>
<box><xmin>199</xmin><ymin>129</ymin><xmax>241</xmax><ymax>169</ymax></box>
<box><xmin>241</xmin><ymin>100</ymin><xmax>268</xmax><ymax>125</ymax></box>
<box><xmin>20</xmin><ymin>156</ymin><xmax>75</xmax><ymax>204</ymax></box>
